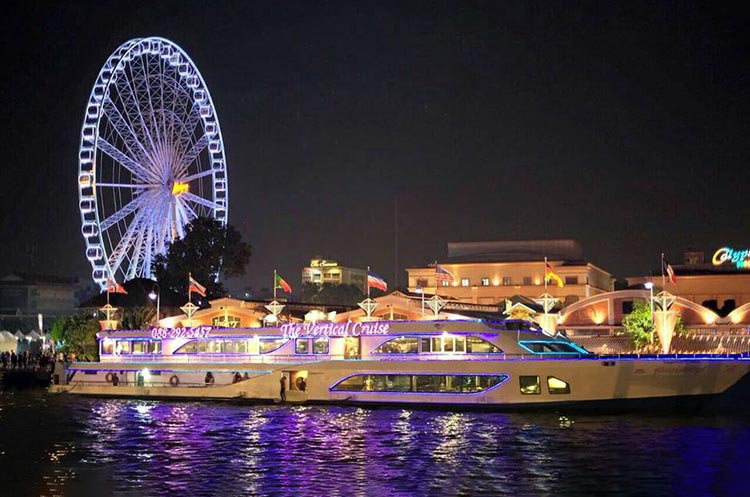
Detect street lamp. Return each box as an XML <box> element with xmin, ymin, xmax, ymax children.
<box><xmin>644</xmin><ymin>281</ymin><xmax>654</xmax><ymax>343</ymax></box>
<box><xmin>149</xmin><ymin>283</ymin><xmax>160</xmax><ymax>323</ymax></box>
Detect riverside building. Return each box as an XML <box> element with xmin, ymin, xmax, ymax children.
<box><xmin>406</xmin><ymin>240</ymin><xmax>614</xmax><ymax>306</ymax></box>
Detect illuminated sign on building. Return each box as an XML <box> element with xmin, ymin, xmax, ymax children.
<box><xmin>150</xmin><ymin>325</ymin><xmax>212</xmax><ymax>339</ymax></box>
<box><xmin>712</xmin><ymin>247</ymin><xmax>750</xmax><ymax>269</ymax></box>
<box><xmin>281</xmin><ymin>321</ymin><xmax>390</xmax><ymax>339</ymax></box>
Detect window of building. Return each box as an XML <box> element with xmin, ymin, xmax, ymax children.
<box><xmin>622</xmin><ymin>300</ymin><xmax>634</xmax><ymax>315</ymax></box>
<box><xmin>523</xmin><ymin>276</ymin><xmax>532</xmax><ymax>286</ymax></box>
<box><xmin>481</xmin><ymin>277</ymin><xmax>490</xmax><ymax>287</ymax></box>
<box><xmin>547</xmin><ymin>376</ymin><xmax>571</xmax><ymax>394</ymax></box>
<box><xmin>441</xmin><ymin>280</ymin><xmax>450</xmax><ymax>287</ymax></box>
<box><xmin>565</xmin><ymin>276</ymin><xmax>578</xmax><ymax>285</ymax></box>
<box><xmin>461</xmin><ymin>278</ymin><xmax>470</xmax><ymax>287</ymax></box>
<box><xmin>502</xmin><ymin>276</ymin><xmax>512</xmax><ymax>286</ymax></box>
<box><xmin>520</xmin><ymin>375</ymin><xmax>541</xmax><ymax>395</ymax></box>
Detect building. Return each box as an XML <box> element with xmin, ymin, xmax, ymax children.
<box><xmin>0</xmin><ymin>273</ymin><xmax>79</xmax><ymax>329</ymax></box>
<box><xmin>301</xmin><ymin>257</ymin><xmax>367</xmax><ymax>294</ymax></box>
<box><xmin>406</xmin><ymin>240</ymin><xmax>614</xmax><ymax>307</ymax></box>
<box><xmin>627</xmin><ymin>247</ymin><xmax>750</xmax><ymax>314</ymax></box>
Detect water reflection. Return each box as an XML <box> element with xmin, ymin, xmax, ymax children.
<box><xmin>1</xmin><ymin>392</ymin><xmax>750</xmax><ymax>496</ymax></box>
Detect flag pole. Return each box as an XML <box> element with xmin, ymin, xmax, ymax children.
<box><xmin>273</xmin><ymin>269</ymin><xmax>277</xmax><ymax>301</ymax></box>
<box><xmin>367</xmin><ymin>266</ymin><xmax>371</xmax><ymax>299</ymax></box>
<box><xmin>188</xmin><ymin>272</ymin><xmax>192</xmax><ymax>303</ymax></box>
<box><xmin>660</xmin><ymin>253</ymin><xmax>666</xmax><ymax>289</ymax></box>
<box><xmin>544</xmin><ymin>257</ymin><xmax>549</xmax><ymax>318</ymax></box>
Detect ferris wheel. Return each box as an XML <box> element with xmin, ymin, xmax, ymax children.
<box><xmin>77</xmin><ymin>37</ymin><xmax>228</xmax><ymax>290</ymax></box>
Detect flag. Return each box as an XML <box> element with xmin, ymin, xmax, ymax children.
<box><xmin>435</xmin><ymin>264</ymin><xmax>455</xmax><ymax>282</ymax></box>
<box><xmin>663</xmin><ymin>258</ymin><xmax>676</xmax><ymax>284</ymax></box>
<box><xmin>106</xmin><ymin>278</ymin><xmax>127</xmax><ymax>294</ymax></box>
<box><xmin>367</xmin><ymin>271</ymin><xmax>388</xmax><ymax>292</ymax></box>
<box><xmin>545</xmin><ymin>262</ymin><xmax>564</xmax><ymax>287</ymax></box>
<box><xmin>189</xmin><ymin>275</ymin><xmax>207</xmax><ymax>297</ymax></box>
<box><xmin>275</xmin><ymin>273</ymin><xmax>293</xmax><ymax>293</ymax></box>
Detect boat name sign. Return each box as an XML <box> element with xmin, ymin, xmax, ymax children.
<box><xmin>150</xmin><ymin>326</ymin><xmax>213</xmax><ymax>339</ymax></box>
<box><xmin>281</xmin><ymin>322</ymin><xmax>390</xmax><ymax>339</ymax></box>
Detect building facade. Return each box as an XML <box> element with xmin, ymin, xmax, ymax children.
<box><xmin>406</xmin><ymin>240</ymin><xmax>614</xmax><ymax>306</ymax></box>
<box><xmin>301</xmin><ymin>257</ymin><xmax>367</xmax><ymax>294</ymax></box>
<box><xmin>0</xmin><ymin>273</ymin><xmax>79</xmax><ymax>328</ymax></box>
<box><xmin>627</xmin><ymin>247</ymin><xmax>750</xmax><ymax>313</ymax></box>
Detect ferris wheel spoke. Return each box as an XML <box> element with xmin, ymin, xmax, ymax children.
<box><xmin>102</xmin><ymin>97</ymin><xmax>152</xmax><ymax>162</ymax></box>
<box><xmin>115</xmin><ymin>68</ymin><xmax>160</xmax><ymax>159</ymax></box>
<box><xmin>96</xmin><ymin>182</ymin><xmax>159</xmax><ymax>189</ymax></box>
<box><xmin>100</xmin><ymin>195</ymin><xmax>146</xmax><ymax>232</ymax></box>
<box><xmin>175</xmin><ymin>134</ymin><xmax>209</xmax><ymax>176</ymax></box>
<box><xmin>181</xmin><ymin>191</ymin><xmax>221</xmax><ymax>211</ymax></box>
<box><xmin>175</xmin><ymin>197</ymin><xmax>198</xmax><ymax>226</ymax></box>
<box><xmin>96</xmin><ymin>137</ymin><xmax>157</xmax><ymax>183</ymax></box>
<box><xmin>107</xmin><ymin>205</ymin><xmax>150</xmax><ymax>277</ymax></box>
<box><xmin>176</xmin><ymin>169</ymin><xmax>214</xmax><ymax>184</ymax></box>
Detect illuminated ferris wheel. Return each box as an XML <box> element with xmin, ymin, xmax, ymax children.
<box><xmin>77</xmin><ymin>37</ymin><xmax>228</xmax><ymax>290</ymax></box>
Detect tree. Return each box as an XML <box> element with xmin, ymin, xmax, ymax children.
<box><xmin>152</xmin><ymin>217</ymin><xmax>252</xmax><ymax>299</ymax></box>
<box><xmin>120</xmin><ymin>307</ymin><xmax>156</xmax><ymax>330</ymax></box>
<box><xmin>50</xmin><ymin>313</ymin><xmax>101</xmax><ymax>360</ymax></box>
<box><xmin>622</xmin><ymin>300</ymin><xmax>654</xmax><ymax>350</ymax></box>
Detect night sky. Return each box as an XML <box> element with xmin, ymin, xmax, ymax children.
<box><xmin>2</xmin><ymin>1</ymin><xmax>748</xmax><ymax>292</ymax></box>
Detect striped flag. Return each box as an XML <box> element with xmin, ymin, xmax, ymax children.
<box><xmin>275</xmin><ymin>273</ymin><xmax>293</xmax><ymax>293</ymax></box>
<box><xmin>435</xmin><ymin>264</ymin><xmax>455</xmax><ymax>283</ymax></box>
<box><xmin>662</xmin><ymin>258</ymin><xmax>677</xmax><ymax>284</ymax></box>
<box><xmin>545</xmin><ymin>262</ymin><xmax>564</xmax><ymax>287</ymax></box>
<box><xmin>189</xmin><ymin>275</ymin><xmax>207</xmax><ymax>297</ymax></box>
<box><xmin>106</xmin><ymin>278</ymin><xmax>128</xmax><ymax>294</ymax></box>
<box><xmin>367</xmin><ymin>271</ymin><xmax>388</xmax><ymax>292</ymax></box>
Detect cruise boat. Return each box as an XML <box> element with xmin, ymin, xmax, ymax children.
<box><xmin>49</xmin><ymin>319</ymin><xmax>750</xmax><ymax>409</ymax></box>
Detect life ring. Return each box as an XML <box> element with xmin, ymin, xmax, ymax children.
<box><xmin>105</xmin><ymin>372</ymin><xmax>114</xmax><ymax>383</ymax></box>
<box><xmin>169</xmin><ymin>375</ymin><xmax>180</xmax><ymax>387</ymax></box>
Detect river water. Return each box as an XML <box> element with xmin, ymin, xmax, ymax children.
<box><xmin>1</xmin><ymin>390</ymin><xmax>749</xmax><ymax>496</ymax></box>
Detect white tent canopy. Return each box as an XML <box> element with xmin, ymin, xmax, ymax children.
<box><xmin>0</xmin><ymin>330</ymin><xmax>17</xmax><ymax>353</ymax></box>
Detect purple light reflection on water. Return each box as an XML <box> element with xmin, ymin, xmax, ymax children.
<box><xmin>2</xmin><ymin>392</ymin><xmax>750</xmax><ymax>496</ymax></box>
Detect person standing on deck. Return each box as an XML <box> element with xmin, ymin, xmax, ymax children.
<box><xmin>279</xmin><ymin>375</ymin><xmax>287</xmax><ymax>402</ymax></box>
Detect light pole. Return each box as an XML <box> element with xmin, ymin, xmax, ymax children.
<box><xmin>149</xmin><ymin>283</ymin><xmax>160</xmax><ymax>324</ymax></box>
<box><xmin>644</xmin><ymin>281</ymin><xmax>654</xmax><ymax>344</ymax></box>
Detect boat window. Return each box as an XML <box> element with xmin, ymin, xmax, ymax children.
<box><xmin>116</xmin><ymin>340</ymin><xmax>131</xmax><ymax>354</ymax></box>
<box><xmin>330</xmin><ymin>374</ymin><xmax>509</xmax><ymax>393</ymax></box>
<box><xmin>547</xmin><ymin>376</ymin><xmax>571</xmax><ymax>394</ymax></box>
<box><xmin>235</xmin><ymin>340</ymin><xmax>248</xmax><ymax>354</ymax></box>
<box><xmin>296</xmin><ymin>339</ymin><xmax>310</xmax><ymax>354</ymax></box>
<box><xmin>101</xmin><ymin>340</ymin><xmax>114</xmax><ymax>355</ymax></box>
<box><xmin>465</xmin><ymin>336</ymin><xmax>503</xmax><ymax>354</ymax></box>
<box><xmin>148</xmin><ymin>340</ymin><xmax>161</xmax><ymax>354</ymax></box>
<box><xmin>223</xmin><ymin>340</ymin><xmax>236</xmax><ymax>353</ymax></box>
<box><xmin>313</xmin><ymin>337</ymin><xmax>329</xmax><ymax>354</ymax></box>
<box><xmin>174</xmin><ymin>341</ymin><xmax>198</xmax><ymax>354</ymax></box>
<box><xmin>132</xmin><ymin>341</ymin><xmax>146</xmax><ymax>354</ymax></box>
<box><xmin>373</xmin><ymin>337</ymin><xmax>419</xmax><ymax>354</ymax></box>
<box><xmin>519</xmin><ymin>341</ymin><xmax>580</xmax><ymax>354</ymax></box>
<box><xmin>520</xmin><ymin>375</ymin><xmax>541</xmax><ymax>395</ymax></box>
<box><xmin>455</xmin><ymin>337</ymin><xmax>466</xmax><ymax>352</ymax></box>
<box><xmin>260</xmin><ymin>338</ymin><xmax>289</xmax><ymax>354</ymax></box>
